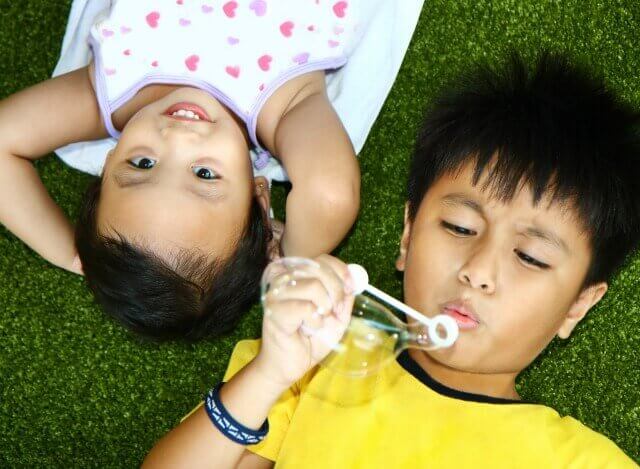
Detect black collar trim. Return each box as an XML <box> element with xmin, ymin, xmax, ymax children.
<box><xmin>396</xmin><ymin>350</ymin><xmax>524</xmax><ymax>405</ymax></box>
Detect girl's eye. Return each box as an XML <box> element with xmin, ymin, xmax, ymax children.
<box><xmin>128</xmin><ymin>157</ymin><xmax>156</xmax><ymax>169</ymax></box>
<box><xmin>515</xmin><ymin>250</ymin><xmax>550</xmax><ymax>270</ymax></box>
<box><xmin>441</xmin><ymin>221</ymin><xmax>476</xmax><ymax>236</ymax></box>
<box><xmin>192</xmin><ymin>166</ymin><xmax>218</xmax><ymax>180</ymax></box>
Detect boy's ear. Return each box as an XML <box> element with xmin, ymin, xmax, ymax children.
<box><xmin>557</xmin><ymin>282</ymin><xmax>608</xmax><ymax>339</ymax></box>
<box><xmin>396</xmin><ymin>203</ymin><xmax>412</xmax><ymax>272</ymax></box>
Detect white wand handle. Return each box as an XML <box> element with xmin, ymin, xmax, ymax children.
<box><xmin>347</xmin><ymin>264</ymin><xmax>459</xmax><ymax>348</ymax></box>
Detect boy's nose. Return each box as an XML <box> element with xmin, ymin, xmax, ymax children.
<box><xmin>457</xmin><ymin>246</ymin><xmax>497</xmax><ymax>294</ymax></box>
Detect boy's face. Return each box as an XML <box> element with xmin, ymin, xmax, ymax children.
<box><xmin>97</xmin><ymin>88</ymin><xmax>265</xmax><ymax>265</ymax></box>
<box><xmin>397</xmin><ymin>162</ymin><xmax>607</xmax><ymax>375</ymax></box>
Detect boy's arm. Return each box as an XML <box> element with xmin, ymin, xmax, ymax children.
<box><xmin>0</xmin><ymin>67</ymin><xmax>106</xmax><ymax>273</ymax></box>
<box><xmin>267</xmin><ymin>83</ymin><xmax>360</xmax><ymax>257</ymax></box>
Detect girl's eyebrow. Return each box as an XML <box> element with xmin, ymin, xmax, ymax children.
<box><xmin>125</xmin><ymin>145</ymin><xmax>156</xmax><ymax>158</ymax></box>
<box><xmin>113</xmin><ymin>168</ymin><xmax>157</xmax><ymax>188</ymax></box>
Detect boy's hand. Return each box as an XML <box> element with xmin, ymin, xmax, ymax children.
<box><xmin>253</xmin><ymin>255</ymin><xmax>354</xmax><ymax>389</ymax></box>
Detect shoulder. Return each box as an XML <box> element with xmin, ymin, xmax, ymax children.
<box><xmin>543</xmin><ymin>413</ymin><xmax>636</xmax><ymax>467</ymax></box>
<box><xmin>256</xmin><ymin>71</ymin><xmax>327</xmax><ymax>153</ymax></box>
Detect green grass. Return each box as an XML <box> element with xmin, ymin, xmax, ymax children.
<box><xmin>1</xmin><ymin>0</ymin><xmax>639</xmax><ymax>466</ymax></box>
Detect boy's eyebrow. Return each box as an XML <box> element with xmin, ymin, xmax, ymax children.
<box><xmin>441</xmin><ymin>193</ymin><xmax>570</xmax><ymax>254</ymax></box>
<box><xmin>524</xmin><ymin>226</ymin><xmax>570</xmax><ymax>254</ymax></box>
<box><xmin>441</xmin><ymin>193</ymin><xmax>484</xmax><ymax>215</ymax></box>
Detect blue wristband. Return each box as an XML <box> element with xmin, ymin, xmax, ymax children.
<box><xmin>204</xmin><ymin>383</ymin><xmax>269</xmax><ymax>445</ymax></box>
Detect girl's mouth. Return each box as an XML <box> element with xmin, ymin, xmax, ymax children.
<box><xmin>162</xmin><ymin>102</ymin><xmax>212</xmax><ymax>122</ymax></box>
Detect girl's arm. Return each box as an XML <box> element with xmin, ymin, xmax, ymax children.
<box><xmin>0</xmin><ymin>67</ymin><xmax>106</xmax><ymax>273</ymax></box>
<box><xmin>260</xmin><ymin>72</ymin><xmax>361</xmax><ymax>257</ymax></box>
<box><xmin>144</xmin><ymin>255</ymin><xmax>353</xmax><ymax>469</ymax></box>
<box><xmin>142</xmin><ymin>360</ymin><xmax>278</xmax><ymax>469</ymax></box>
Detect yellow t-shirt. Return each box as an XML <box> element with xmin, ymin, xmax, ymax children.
<box><xmin>210</xmin><ymin>339</ymin><xmax>636</xmax><ymax>468</ymax></box>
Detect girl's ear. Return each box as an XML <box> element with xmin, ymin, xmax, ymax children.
<box><xmin>253</xmin><ymin>176</ymin><xmax>281</xmax><ymax>259</ymax></box>
<box><xmin>253</xmin><ymin>176</ymin><xmax>271</xmax><ymax>222</ymax></box>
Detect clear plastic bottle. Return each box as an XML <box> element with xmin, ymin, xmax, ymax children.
<box><xmin>261</xmin><ymin>257</ymin><xmax>459</xmax><ymax>377</ymax></box>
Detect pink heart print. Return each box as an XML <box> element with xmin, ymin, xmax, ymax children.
<box><xmin>102</xmin><ymin>28</ymin><xmax>114</xmax><ymax>38</ymax></box>
<box><xmin>185</xmin><ymin>54</ymin><xmax>200</xmax><ymax>71</ymax></box>
<box><xmin>123</xmin><ymin>49</ymin><xmax>131</xmax><ymax>56</ymax></box>
<box><xmin>179</xmin><ymin>18</ymin><xmax>191</xmax><ymax>26</ymax></box>
<box><xmin>258</xmin><ymin>54</ymin><xmax>272</xmax><ymax>71</ymax></box>
<box><xmin>151</xmin><ymin>60</ymin><xmax>159</xmax><ymax>67</ymax></box>
<box><xmin>177</xmin><ymin>0</ymin><xmax>184</xmax><ymax>4</ymax></box>
<box><xmin>120</xmin><ymin>26</ymin><xmax>132</xmax><ymax>34</ymax></box>
<box><xmin>292</xmin><ymin>52</ymin><xmax>309</xmax><ymax>65</ymax></box>
<box><xmin>280</xmin><ymin>21</ymin><xmax>294</xmax><ymax>37</ymax></box>
<box><xmin>105</xmin><ymin>68</ymin><xmax>116</xmax><ymax>76</ymax></box>
<box><xmin>333</xmin><ymin>1</ymin><xmax>348</xmax><ymax>18</ymax></box>
<box><xmin>249</xmin><ymin>0</ymin><xmax>267</xmax><ymax>16</ymax></box>
<box><xmin>146</xmin><ymin>11</ymin><xmax>160</xmax><ymax>28</ymax></box>
<box><xmin>226</xmin><ymin>65</ymin><xmax>240</xmax><ymax>78</ymax></box>
<box><xmin>328</xmin><ymin>39</ymin><xmax>340</xmax><ymax>48</ymax></box>
<box><xmin>201</xmin><ymin>4</ymin><xmax>213</xmax><ymax>13</ymax></box>
<box><xmin>223</xmin><ymin>1</ymin><xmax>238</xmax><ymax>18</ymax></box>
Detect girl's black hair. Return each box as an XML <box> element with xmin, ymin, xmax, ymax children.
<box><xmin>75</xmin><ymin>179</ymin><xmax>271</xmax><ymax>341</ymax></box>
<box><xmin>408</xmin><ymin>52</ymin><xmax>640</xmax><ymax>287</ymax></box>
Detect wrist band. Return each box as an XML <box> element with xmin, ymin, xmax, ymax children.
<box><xmin>204</xmin><ymin>383</ymin><xmax>269</xmax><ymax>445</ymax></box>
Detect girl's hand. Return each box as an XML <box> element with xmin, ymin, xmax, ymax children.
<box><xmin>268</xmin><ymin>219</ymin><xmax>285</xmax><ymax>260</ymax></box>
<box><xmin>66</xmin><ymin>255</ymin><xmax>84</xmax><ymax>276</ymax></box>
<box><xmin>253</xmin><ymin>255</ymin><xmax>354</xmax><ymax>389</ymax></box>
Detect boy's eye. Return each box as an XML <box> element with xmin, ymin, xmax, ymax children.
<box><xmin>192</xmin><ymin>166</ymin><xmax>218</xmax><ymax>180</ymax></box>
<box><xmin>128</xmin><ymin>156</ymin><xmax>156</xmax><ymax>169</ymax></box>
<box><xmin>515</xmin><ymin>250</ymin><xmax>550</xmax><ymax>270</ymax></box>
<box><xmin>441</xmin><ymin>221</ymin><xmax>476</xmax><ymax>236</ymax></box>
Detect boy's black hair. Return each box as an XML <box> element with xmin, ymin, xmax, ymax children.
<box><xmin>408</xmin><ymin>52</ymin><xmax>640</xmax><ymax>287</ymax></box>
<box><xmin>75</xmin><ymin>179</ymin><xmax>271</xmax><ymax>341</ymax></box>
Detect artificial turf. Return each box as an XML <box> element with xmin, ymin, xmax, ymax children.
<box><xmin>1</xmin><ymin>0</ymin><xmax>639</xmax><ymax>466</ymax></box>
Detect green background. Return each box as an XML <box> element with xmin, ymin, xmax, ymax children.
<box><xmin>1</xmin><ymin>0</ymin><xmax>638</xmax><ymax>466</ymax></box>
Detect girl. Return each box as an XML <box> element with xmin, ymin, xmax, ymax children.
<box><xmin>0</xmin><ymin>0</ymin><xmax>413</xmax><ymax>340</ymax></box>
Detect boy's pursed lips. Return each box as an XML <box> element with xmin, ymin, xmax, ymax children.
<box><xmin>441</xmin><ymin>300</ymin><xmax>481</xmax><ymax>329</ymax></box>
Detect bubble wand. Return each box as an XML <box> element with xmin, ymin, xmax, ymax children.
<box><xmin>347</xmin><ymin>264</ymin><xmax>459</xmax><ymax>348</ymax></box>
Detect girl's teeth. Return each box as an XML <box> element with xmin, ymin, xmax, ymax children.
<box><xmin>171</xmin><ymin>109</ymin><xmax>201</xmax><ymax>120</ymax></box>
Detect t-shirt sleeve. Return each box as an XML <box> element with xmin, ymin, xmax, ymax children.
<box><xmin>552</xmin><ymin>416</ymin><xmax>637</xmax><ymax>468</ymax></box>
<box><xmin>211</xmin><ymin>339</ymin><xmax>303</xmax><ymax>462</ymax></box>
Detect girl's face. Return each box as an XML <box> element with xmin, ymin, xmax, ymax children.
<box><xmin>97</xmin><ymin>87</ymin><xmax>258</xmax><ymax>265</ymax></box>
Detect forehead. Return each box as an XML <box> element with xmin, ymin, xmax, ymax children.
<box><xmin>97</xmin><ymin>186</ymin><xmax>247</xmax><ymax>262</ymax></box>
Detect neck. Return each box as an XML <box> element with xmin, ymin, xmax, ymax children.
<box><xmin>408</xmin><ymin>349</ymin><xmax>521</xmax><ymax>401</ymax></box>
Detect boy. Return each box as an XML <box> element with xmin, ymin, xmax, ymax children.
<box><xmin>143</xmin><ymin>53</ymin><xmax>639</xmax><ymax>467</ymax></box>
